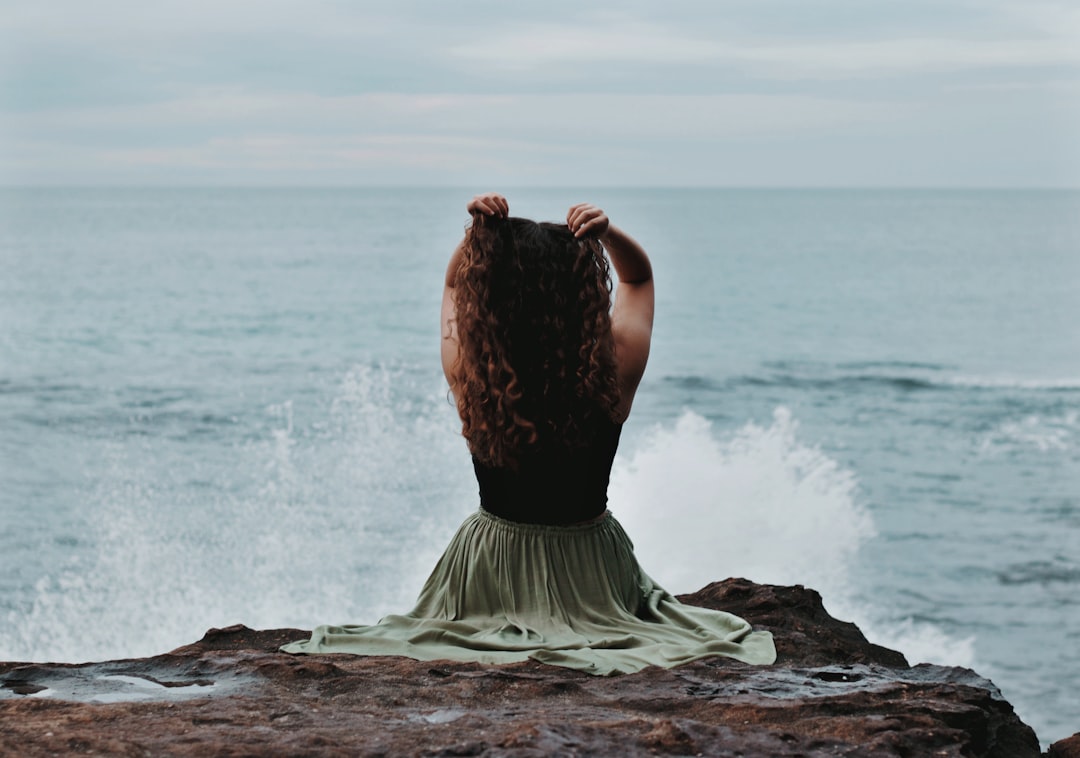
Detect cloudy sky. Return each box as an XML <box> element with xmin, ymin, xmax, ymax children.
<box><xmin>2</xmin><ymin>0</ymin><xmax>1078</xmax><ymax>187</ymax></box>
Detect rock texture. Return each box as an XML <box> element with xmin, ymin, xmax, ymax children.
<box><xmin>0</xmin><ymin>579</ymin><xmax>1066</xmax><ymax>757</ymax></box>
<box><xmin>1047</xmin><ymin>733</ymin><xmax>1080</xmax><ymax>758</ymax></box>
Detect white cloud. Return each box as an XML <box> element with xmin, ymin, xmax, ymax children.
<box><xmin>1</xmin><ymin>90</ymin><xmax>912</xmax><ymax>185</ymax></box>
<box><xmin>0</xmin><ymin>0</ymin><xmax>394</xmax><ymax>41</ymax></box>
<box><xmin>2</xmin><ymin>1</ymin><xmax>1077</xmax><ymax>186</ymax></box>
<box><xmin>450</xmin><ymin>23</ymin><xmax>1080</xmax><ymax>79</ymax></box>
<box><xmin>449</xmin><ymin>21</ymin><xmax>723</xmax><ymax>67</ymax></box>
<box><xmin>6</xmin><ymin>91</ymin><xmax>907</xmax><ymax>141</ymax></box>
<box><xmin>745</xmin><ymin>37</ymin><xmax>1080</xmax><ymax>77</ymax></box>
<box><xmin>996</xmin><ymin>0</ymin><xmax>1080</xmax><ymax>38</ymax></box>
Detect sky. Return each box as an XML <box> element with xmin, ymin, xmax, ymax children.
<box><xmin>1</xmin><ymin>0</ymin><xmax>1078</xmax><ymax>187</ymax></box>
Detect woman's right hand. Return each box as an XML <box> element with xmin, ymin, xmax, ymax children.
<box><xmin>566</xmin><ymin>203</ymin><xmax>610</xmax><ymax>239</ymax></box>
<box><xmin>467</xmin><ymin>193</ymin><xmax>508</xmax><ymax>218</ymax></box>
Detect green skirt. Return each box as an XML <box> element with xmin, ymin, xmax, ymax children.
<box><xmin>280</xmin><ymin>509</ymin><xmax>776</xmax><ymax>675</ymax></box>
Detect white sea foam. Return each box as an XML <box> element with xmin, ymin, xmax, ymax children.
<box><xmin>3</xmin><ymin>364</ymin><xmax>471</xmax><ymax>663</ymax></box>
<box><xmin>979</xmin><ymin>410</ymin><xmax>1078</xmax><ymax>454</ymax></box>
<box><xmin>611</xmin><ymin>408</ymin><xmax>873</xmax><ymax>598</ymax></box>
<box><xmin>611</xmin><ymin>408</ymin><xmax>976</xmax><ymax>669</ymax></box>
<box><xmin>853</xmin><ymin>616</ymin><xmax>975</xmax><ymax>669</ymax></box>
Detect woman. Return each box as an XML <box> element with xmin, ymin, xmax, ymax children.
<box><xmin>282</xmin><ymin>194</ymin><xmax>775</xmax><ymax>674</ymax></box>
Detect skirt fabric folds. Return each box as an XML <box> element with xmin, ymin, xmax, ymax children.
<box><xmin>281</xmin><ymin>508</ymin><xmax>776</xmax><ymax>675</ymax></box>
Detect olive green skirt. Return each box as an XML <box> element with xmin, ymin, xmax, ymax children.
<box><xmin>280</xmin><ymin>508</ymin><xmax>776</xmax><ymax>675</ymax></box>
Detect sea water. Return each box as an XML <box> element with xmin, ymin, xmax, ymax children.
<box><xmin>1</xmin><ymin>188</ymin><xmax>1077</xmax><ymax>745</ymax></box>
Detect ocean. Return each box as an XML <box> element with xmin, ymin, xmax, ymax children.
<box><xmin>1</xmin><ymin>187</ymin><xmax>1077</xmax><ymax>745</ymax></box>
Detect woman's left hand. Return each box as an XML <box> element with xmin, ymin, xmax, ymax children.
<box><xmin>566</xmin><ymin>203</ymin><xmax>610</xmax><ymax>239</ymax></box>
<box><xmin>467</xmin><ymin>193</ymin><xmax>509</xmax><ymax>218</ymax></box>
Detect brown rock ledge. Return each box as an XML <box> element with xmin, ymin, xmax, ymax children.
<box><xmin>0</xmin><ymin>579</ymin><xmax>1064</xmax><ymax>757</ymax></box>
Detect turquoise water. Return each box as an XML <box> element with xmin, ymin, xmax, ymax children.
<box><xmin>1</xmin><ymin>188</ymin><xmax>1078</xmax><ymax>744</ymax></box>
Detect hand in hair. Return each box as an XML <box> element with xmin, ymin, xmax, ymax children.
<box><xmin>467</xmin><ymin>193</ymin><xmax>508</xmax><ymax>218</ymax></box>
<box><xmin>567</xmin><ymin>203</ymin><xmax>610</xmax><ymax>239</ymax></box>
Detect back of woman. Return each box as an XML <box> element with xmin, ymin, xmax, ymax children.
<box><xmin>442</xmin><ymin>195</ymin><xmax>654</xmax><ymax>525</ymax></box>
<box><xmin>283</xmin><ymin>193</ymin><xmax>775</xmax><ymax>675</ymax></box>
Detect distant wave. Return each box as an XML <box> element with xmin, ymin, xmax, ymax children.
<box><xmin>944</xmin><ymin>376</ymin><xmax>1080</xmax><ymax>391</ymax></box>
<box><xmin>663</xmin><ymin>370</ymin><xmax>1080</xmax><ymax>394</ymax></box>
<box><xmin>11</xmin><ymin>408</ymin><xmax>242</xmax><ymax>439</ymax></box>
<box><xmin>663</xmin><ymin>373</ymin><xmax>945</xmax><ymax>393</ymax></box>
<box><xmin>997</xmin><ymin>560</ymin><xmax>1080</xmax><ymax>586</ymax></box>
<box><xmin>0</xmin><ymin>379</ymin><xmax>87</xmax><ymax>395</ymax></box>
<box><xmin>834</xmin><ymin>360</ymin><xmax>953</xmax><ymax>371</ymax></box>
<box><xmin>0</xmin><ymin>379</ymin><xmax>245</xmax><ymax>440</ymax></box>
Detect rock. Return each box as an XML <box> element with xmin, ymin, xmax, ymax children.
<box><xmin>1048</xmin><ymin>733</ymin><xmax>1080</xmax><ymax>758</ymax></box>
<box><xmin>0</xmin><ymin>579</ymin><xmax>1051</xmax><ymax>757</ymax></box>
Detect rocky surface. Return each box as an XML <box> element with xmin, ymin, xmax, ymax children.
<box><xmin>0</xmin><ymin>579</ymin><xmax>1069</xmax><ymax>757</ymax></box>
<box><xmin>1047</xmin><ymin>734</ymin><xmax>1080</xmax><ymax>758</ymax></box>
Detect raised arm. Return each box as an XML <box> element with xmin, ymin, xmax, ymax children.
<box><xmin>567</xmin><ymin>203</ymin><xmax>655</xmax><ymax>420</ymax></box>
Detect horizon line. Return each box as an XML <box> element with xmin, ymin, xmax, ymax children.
<box><xmin>2</xmin><ymin>184</ymin><xmax>1078</xmax><ymax>192</ymax></box>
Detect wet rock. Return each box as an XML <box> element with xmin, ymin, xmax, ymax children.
<box><xmin>0</xmin><ymin>579</ymin><xmax>1050</xmax><ymax>757</ymax></box>
<box><xmin>1048</xmin><ymin>732</ymin><xmax>1080</xmax><ymax>758</ymax></box>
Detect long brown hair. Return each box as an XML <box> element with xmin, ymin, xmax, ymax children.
<box><xmin>449</xmin><ymin>213</ymin><xmax>620</xmax><ymax>467</ymax></box>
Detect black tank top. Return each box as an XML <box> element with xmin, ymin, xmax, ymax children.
<box><xmin>471</xmin><ymin>416</ymin><xmax>623</xmax><ymax>525</ymax></box>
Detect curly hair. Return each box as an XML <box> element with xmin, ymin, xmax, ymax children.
<box><xmin>449</xmin><ymin>213</ymin><xmax>620</xmax><ymax>468</ymax></box>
